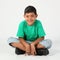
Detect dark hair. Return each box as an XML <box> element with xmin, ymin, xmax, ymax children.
<box><xmin>24</xmin><ymin>6</ymin><xmax>37</xmax><ymax>15</ymax></box>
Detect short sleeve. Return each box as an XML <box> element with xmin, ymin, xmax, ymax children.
<box><xmin>16</xmin><ymin>22</ymin><xmax>24</xmax><ymax>38</ymax></box>
<box><xmin>37</xmin><ymin>21</ymin><xmax>46</xmax><ymax>38</ymax></box>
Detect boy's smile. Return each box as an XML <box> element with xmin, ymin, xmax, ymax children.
<box><xmin>24</xmin><ymin>12</ymin><xmax>37</xmax><ymax>25</ymax></box>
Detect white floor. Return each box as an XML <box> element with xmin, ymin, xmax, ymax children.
<box><xmin>0</xmin><ymin>38</ymin><xmax>60</xmax><ymax>60</ymax></box>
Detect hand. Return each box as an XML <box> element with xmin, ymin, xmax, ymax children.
<box><xmin>25</xmin><ymin>43</ymin><xmax>30</xmax><ymax>55</ymax></box>
<box><xmin>30</xmin><ymin>43</ymin><xmax>36</xmax><ymax>55</ymax></box>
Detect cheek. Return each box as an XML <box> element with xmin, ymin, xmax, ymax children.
<box><xmin>32</xmin><ymin>17</ymin><xmax>36</xmax><ymax>20</ymax></box>
<box><xmin>25</xmin><ymin>17</ymin><xmax>28</xmax><ymax>21</ymax></box>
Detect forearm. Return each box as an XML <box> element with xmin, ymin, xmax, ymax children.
<box><xmin>19</xmin><ymin>37</ymin><xmax>29</xmax><ymax>47</ymax></box>
<box><xmin>31</xmin><ymin>37</ymin><xmax>44</xmax><ymax>45</ymax></box>
<box><xmin>19</xmin><ymin>37</ymin><xmax>31</xmax><ymax>54</ymax></box>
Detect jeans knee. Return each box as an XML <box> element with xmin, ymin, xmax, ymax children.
<box><xmin>7</xmin><ymin>37</ymin><xmax>18</xmax><ymax>44</ymax></box>
<box><xmin>46</xmin><ymin>39</ymin><xmax>52</xmax><ymax>49</ymax></box>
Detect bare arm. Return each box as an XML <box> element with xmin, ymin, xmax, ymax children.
<box><xmin>31</xmin><ymin>37</ymin><xmax>44</xmax><ymax>45</ymax></box>
<box><xmin>19</xmin><ymin>37</ymin><xmax>29</xmax><ymax>47</ymax></box>
<box><xmin>19</xmin><ymin>37</ymin><xmax>31</xmax><ymax>54</ymax></box>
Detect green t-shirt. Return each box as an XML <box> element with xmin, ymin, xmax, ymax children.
<box><xmin>16</xmin><ymin>19</ymin><xmax>46</xmax><ymax>42</ymax></box>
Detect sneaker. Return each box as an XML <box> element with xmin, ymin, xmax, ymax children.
<box><xmin>15</xmin><ymin>48</ymin><xmax>25</xmax><ymax>55</ymax></box>
<box><xmin>36</xmin><ymin>48</ymin><xmax>49</xmax><ymax>56</ymax></box>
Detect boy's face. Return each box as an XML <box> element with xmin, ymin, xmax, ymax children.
<box><xmin>24</xmin><ymin>12</ymin><xmax>37</xmax><ymax>25</ymax></box>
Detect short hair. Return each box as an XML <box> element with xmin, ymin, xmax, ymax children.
<box><xmin>24</xmin><ymin>6</ymin><xmax>37</xmax><ymax>15</ymax></box>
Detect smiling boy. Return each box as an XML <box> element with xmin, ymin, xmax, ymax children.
<box><xmin>8</xmin><ymin>6</ymin><xmax>52</xmax><ymax>56</ymax></box>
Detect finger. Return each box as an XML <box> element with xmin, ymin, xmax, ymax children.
<box><xmin>32</xmin><ymin>50</ymin><xmax>35</xmax><ymax>55</ymax></box>
<box><xmin>35</xmin><ymin>50</ymin><xmax>37</xmax><ymax>55</ymax></box>
<box><xmin>25</xmin><ymin>53</ymin><xmax>28</xmax><ymax>56</ymax></box>
<box><xmin>32</xmin><ymin>49</ymin><xmax>35</xmax><ymax>55</ymax></box>
<box><xmin>31</xmin><ymin>51</ymin><xmax>34</xmax><ymax>55</ymax></box>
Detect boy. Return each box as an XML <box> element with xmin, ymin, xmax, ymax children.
<box><xmin>8</xmin><ymin>6</ymin><xmax>52</xmax><ymax>56</ymax></box>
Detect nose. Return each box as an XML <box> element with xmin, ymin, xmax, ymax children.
<box><xmin>28</xmin><ymin>17</ymin><xmax>32</xmax><ymax>21</ymax></box>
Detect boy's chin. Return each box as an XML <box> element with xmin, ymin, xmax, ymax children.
<box><xmin>28</xmin><ymin>23</ymin><xmax>33</xmax><ymax>26</ymax></box>
<box><xmin>27</xmin><ymin>22</ymin><xmax>34</xmax><ymax>26</ymax></box>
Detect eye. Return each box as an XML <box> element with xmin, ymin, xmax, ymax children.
<box><xmin>31</xmin><ymin>15</ymin><xmax>34</xmax><ymax>17</ymax></box>
<box><xmin>26</xmin><ymin>15</ymin><xmax>29</xmax><ymax>18</ymax></box>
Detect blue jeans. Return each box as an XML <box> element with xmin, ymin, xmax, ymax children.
<box><xmin>7</xmin><ymin>37</ymin><xmax>52</xmax><ymax>49</ymax></box>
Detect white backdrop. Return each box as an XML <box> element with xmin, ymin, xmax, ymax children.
<box><xmin>0</xmin><ymin>0</ymin><xmax>60</xmax><ymax>60</ymax></box>
<box><xmin>0</xmin><ymin>0</ymin><xmax>60</xmax><ymax>41</ymax></box>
